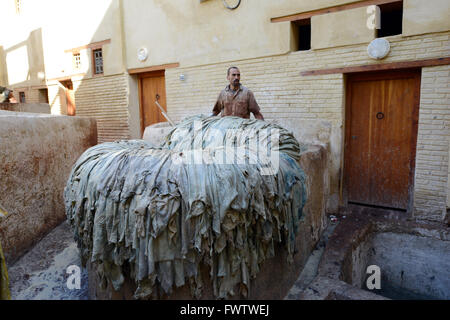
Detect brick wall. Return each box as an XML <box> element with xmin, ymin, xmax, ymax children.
<box><xmin>165</xmin><ymin>31</ymin><xmax>450</xmax><ymax>220</ymax></box>
<box><xmin>23</xmin><ymin>88</ymin><xmax>38</xmax><ymax>104</ymax></box>
<box><xmin>8</xmin><ymin>87</ymin><xmax>47</xmax><ymax>104</ymax></box>
<box><xmin>166</xmin><ymin>32</ymin><xmax>449</xmax><ymax>123</ymax></box>
<box><xmin>73</xmin><ymin>73</ymin><xmax>130</xmax><ymax>143</ymax></box>
<box><xmin>414</xmin><ymin>64</ymin><xmax>450</xmax><ymax>220</ymax></box>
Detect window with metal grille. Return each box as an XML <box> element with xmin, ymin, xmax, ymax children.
<box><xmin>93</xmin><ymin>49</ymin><xmax>103</xmax><ymax>75</ymax></box>
<box><xmin>73</xmin><ymin>53</ymin><xmax>81</xmax><ymax>70</ymax></box>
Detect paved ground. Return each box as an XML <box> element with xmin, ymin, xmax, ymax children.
<box><xmin>7</xmin><ymin>221</ymin><xmax>89</xmax><ymax>300</ymax></box>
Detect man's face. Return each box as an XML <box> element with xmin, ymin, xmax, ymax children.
<box><xmin>227</xmin><ymin>68</ymin><xmax>240</xmax><ymax>88</ymax></box>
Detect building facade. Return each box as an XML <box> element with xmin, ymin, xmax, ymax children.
<box><xmin>1</xmin><ymin>0</ymin><xmax>449</xmax><ymax>221</ymax></box>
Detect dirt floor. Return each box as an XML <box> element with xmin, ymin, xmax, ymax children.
<box><xmin>7</xmin><ymin>221</ymin><xmax>88</xmax><ymax>300</ymax></box>
<box><xmin>8</xmin><ymin>205</ymin><xmax>445</xmax><ymax>300</ymax></box>
<box><xmin>8</xmin><ymin>218</ymin><xmax>336</xmax><ymax>301</ymax></box>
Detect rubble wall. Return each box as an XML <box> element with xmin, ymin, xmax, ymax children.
<box><xmin>0</xmin><ymin>111</ymin><xmax>97</xmax><ymax>264</ymax></box>
<box><xmin>0</xmin><ymin>103</ymin><xmax>50</xmax><ymax>114</ymax></box>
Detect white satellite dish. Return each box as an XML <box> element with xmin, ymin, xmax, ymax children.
<box><xmin>367</xmin><ymin>38</ymin><xmax>390</xmax><ymax>60</ymax></box>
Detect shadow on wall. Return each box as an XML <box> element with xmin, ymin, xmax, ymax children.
<box><xmin>0</xmin><ymin>46</ymin><xmax>7</xmax><ymax>85</ymax></box>
<box><xmin>0</xmin><ymin>28</ymin><xmax>46</xmax><ymax>91</ymax></box>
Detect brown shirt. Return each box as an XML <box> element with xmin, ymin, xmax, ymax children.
<box><xmin>212</xmin><ymin>85</ymin><xmax>263</xmax><ymax>120</ymax></box>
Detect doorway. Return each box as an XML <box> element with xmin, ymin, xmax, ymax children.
<box><xmin>343</xmin><ymin>69</ymin><xmax>421</xmax><ymax>212</ymax></box>
<box><xmin>60</xmin><ymin>80</ymin><xmax>75</xmax><ymax>116</ymax></box>
<box><xmin>138</xmin><ymin>70</ymin><xmax>167</xmax><ymax>135</ymax></box>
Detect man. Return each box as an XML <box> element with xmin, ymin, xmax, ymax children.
<box><xmin>0</xmin><ymin>87</ymin><xmax>17</xmax><ymax>103</ymax></box>
<box><xmin>212</xmin><ymin>66</ymin><xmax>264</xmax><ymax>120</ymax></box>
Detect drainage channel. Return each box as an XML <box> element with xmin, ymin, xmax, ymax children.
<box><xmin>284</xmin><ymin>220</ymin><xmax>338</xmax><ymax>300</ymax></box>
<box><xmin>7</xmin><ymin>221</ymin><xmax>88</xmax><ymax>300</ymax></box>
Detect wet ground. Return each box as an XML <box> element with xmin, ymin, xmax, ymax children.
<box><xmin>7</xmin><ymin>221</ymin><xmax>89</xmax><ymax>300</ymax></box>
<box><xmin>8</xmin><ymin>204</ymin><xmax>446</xmax><ymax>300</ymax></box>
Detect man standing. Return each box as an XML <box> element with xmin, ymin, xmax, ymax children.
<box><xmin>0</xmin><ymin>87</ymin><xmax>17</xmax><ymax>103</ymax></box>
<box><xmin>212</xmin><ymin>66</ymin><xmax>264</xmax><ymax>120</ymax></box>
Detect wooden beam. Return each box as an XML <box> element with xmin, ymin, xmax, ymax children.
<box><xmin>30</xmin><ymin>85</ymin><xmax>49</xmax><ymax>89</ymax></box>
<box><xmin>271</xmin><ymin>0</ymin><xmax>402</xmax><ymax>23</ymax></box>
<box><xmin>300</xmin><ymin>57</ymin><xmax>450</xmax><ymax>76</ymax></box>
<box><xmin>128</xmin><ymin>63</ymin><xmax>180</xmax><ymax>74</ymax></box>
<box><xmin>64</xmin><ymin>39</ymin><xmax>111</xmax><ymax>53</ymax></box>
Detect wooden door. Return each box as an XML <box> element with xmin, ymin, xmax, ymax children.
<box><xmin>344</xmin><ymin>69</ymin><xmax>420</xmax><ymax>210</ymax></box>
<box><xmin>139</xmin><ymin>71</ymin><xmax>167</xmax><ymax>134</ymax></box>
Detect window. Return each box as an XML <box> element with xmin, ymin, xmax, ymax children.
<box><xmin>291</xmin><ymin>18</ymin><xmax>311</xmax><ymax>51</ymax></box>
<box><xmin>14</xmin><ymin>0</ymin><xmax>21</xmax><ymax>14</ymax></box>
<box><xmin>93</xmin><ymin>48</ymin><xmax>103</xmax><ymax>75</ymax></box>
<box><xmin>19</xmin><ymin>91</ymin><xmax>25</xmax><ymax>103</ymax></box>
<box><xmin>377</xmin><ymin>1</ymin><xmax>403</xmax><ymax>38</ymax></box>
<box><xmin>73</xmin><ymin>53</ymin><xmax>81</xmax><ymax>70</ymax></box>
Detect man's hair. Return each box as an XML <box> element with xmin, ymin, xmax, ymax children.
<box><xmin>227</xmin><ymin>66</ymin><xmax>239</xmax><ymax>76</ymax></box>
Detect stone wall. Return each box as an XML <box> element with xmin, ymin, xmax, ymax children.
<box><xmin>0</xmin><ymin>111</ymin><xmax>97</xmax><ymax>264</ymax></box>
<box><xmin>0</xmin><ymin>103</ymin><xmax>50</xmax><ymax>114</ymax></box>
<box><xmin>72</xmin><ymin>74</ymin><xmax>130</xmax><ymax>143</ymax></box>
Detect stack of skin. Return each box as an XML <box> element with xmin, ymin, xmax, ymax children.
<box><xmin>64</xmin><ymin>115</ymin><xmax>307</xmax><ymax>299</ymax></box>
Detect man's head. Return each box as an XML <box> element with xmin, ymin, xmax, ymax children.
<box><xmin>0</xmin><ymin>87</ymin><xmax>12</xmax><ymax>103</ymax></box>
<box><xmin>227</xmin><ymin>66</ymin><xmax>240</xmax><ymax>89</ymax></box>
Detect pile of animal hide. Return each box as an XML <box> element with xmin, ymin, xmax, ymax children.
<box><xmin>64</xmin><ymin>115</ymin><xmax>308</xmax><ymax>299</ymax></box>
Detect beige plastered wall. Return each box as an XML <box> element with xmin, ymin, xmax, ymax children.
<box><xmin>122</xmin><ymin>0</ymin><xmax>364</xmax><ymax>69</ymax></box>
<box><xmin>403</xmin><ymin>0</ymin><xmax>450</xmax><ymax>37</ymax></box>
<box><xmin>311</xmin><ymin>6</ymin><xmax>377</xmax><ymax>49</ymax></box>
<box><xmin>0</xmin><ymin>1</ymin><xmax>46</xmax><ymax>89</ymax></box>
